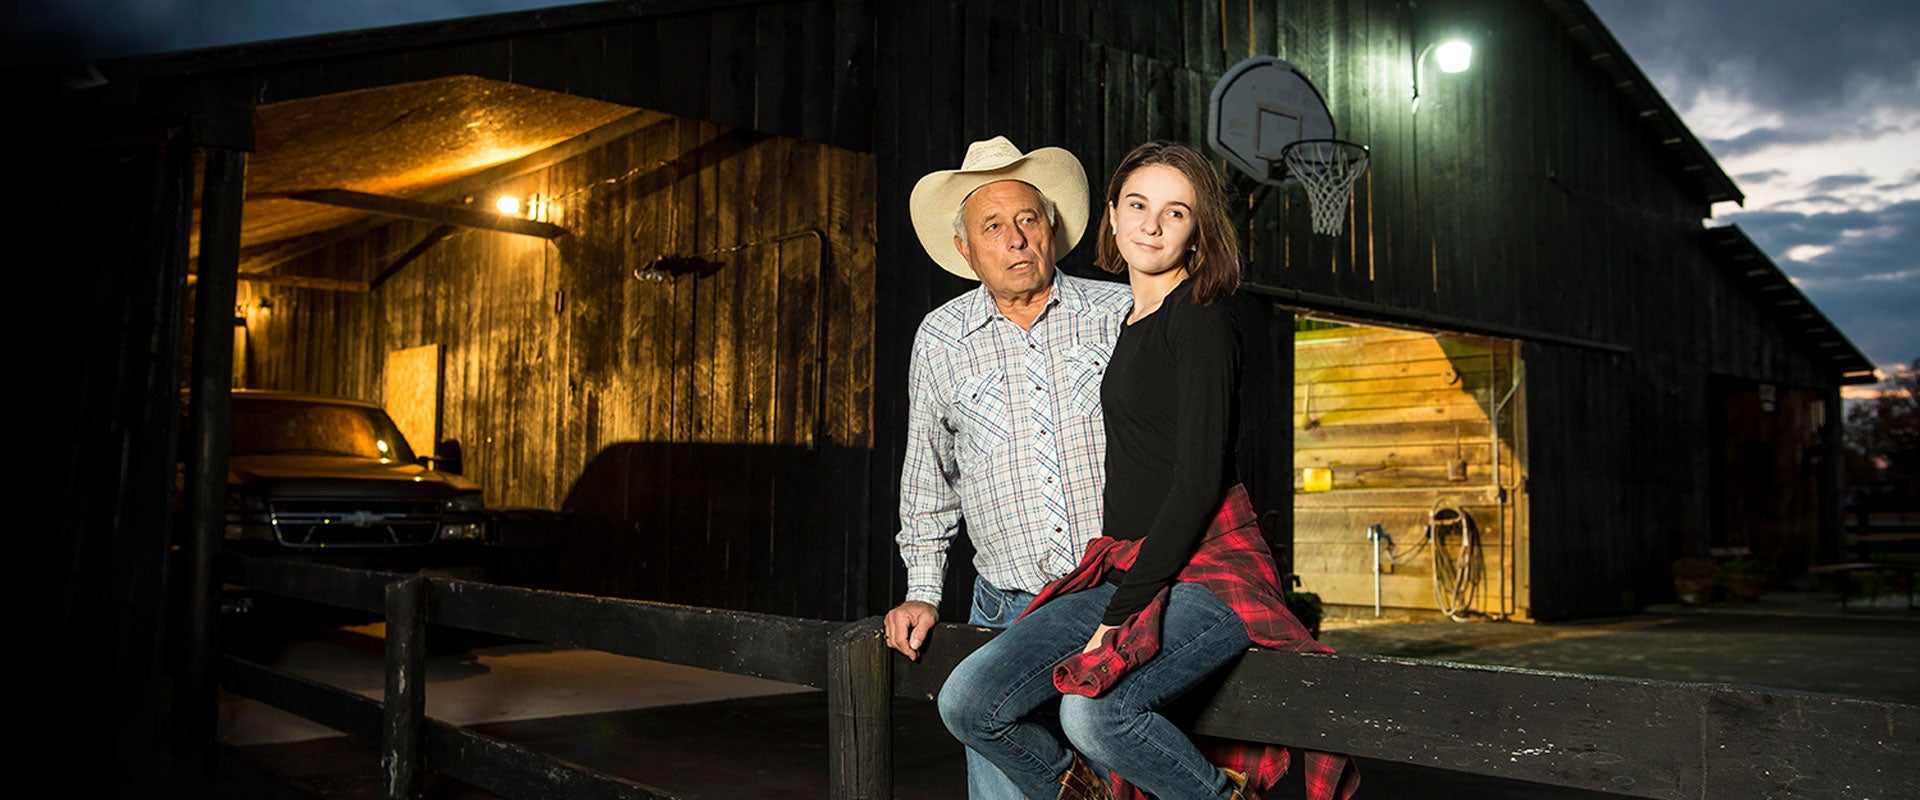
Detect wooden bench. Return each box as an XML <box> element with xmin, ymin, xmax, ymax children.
<box><xmin>1808</xmin><ymin>562</ymin><xmax>1917</xmax><ymax>610</ymax></box>
<box><xmin>1846</xmin><ymin>531</ymin><xmax>1920</xmax><ymax>560</ymax></box>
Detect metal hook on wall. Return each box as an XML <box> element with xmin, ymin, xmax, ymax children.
<box><xmin>627</xmin><ymin>228</ymin><xmax>833</xmax><ymax>449</ymax></box>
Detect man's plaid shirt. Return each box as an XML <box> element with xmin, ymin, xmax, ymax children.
<box><xmin>897</xmin><ymin>272</ymin><xmax>1132</xmax><ymax>608</ymax></box>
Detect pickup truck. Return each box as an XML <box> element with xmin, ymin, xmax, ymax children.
<box><xmin>216</xmin><ymin>390</ymin><xmax>488</xmax><ymax>574</ymax></box>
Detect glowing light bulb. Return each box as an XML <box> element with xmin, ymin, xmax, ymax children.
<box><xmin>1436</xmin><ymin>41</ymin><xmax>1473</xmax><ymax>73</ymax></box>
<box><xmin>495</xmin><ymin>195</ymin><xmax>521</xmax><ymax>215</ymax></box>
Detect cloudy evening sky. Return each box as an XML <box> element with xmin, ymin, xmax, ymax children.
<box><xmin>1588</xmin><ymin>0</ymin><xmax>1919</xmax><ymax>379</ymax></box>
<box><xmin>24</xmin><ymin>0</ymin><xmax>1918</xmax><ymax>375</ymax></box>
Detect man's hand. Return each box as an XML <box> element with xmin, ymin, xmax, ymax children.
<box><xmin>884</xmin><ymin>600</ymin><xmax>940</xmax><ymax>661</ymax></box>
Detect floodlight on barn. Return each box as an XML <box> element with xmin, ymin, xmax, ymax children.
<box><xmin>1412</xmin><ymin>39</ymin><xmax>1475</xmax><ymax>112</ymax></box>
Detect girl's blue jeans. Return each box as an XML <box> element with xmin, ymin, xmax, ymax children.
<box><xmin>940</xmin><ymin>580</ymin><xmax>1251</xmax><ymax>800</ymax></box>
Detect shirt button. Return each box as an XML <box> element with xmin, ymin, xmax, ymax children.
<box><xmin>1046</xmin><ymin>477</ymin><xmax>1054</xmax><ymax>484</ymax></box>
<box><xmin>1054</xmin><ymin>527</ymin><xmax>1063</xmax><ymax>533</ymax></box>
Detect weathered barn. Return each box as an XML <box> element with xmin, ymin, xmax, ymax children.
<box><xmin>57</xmin><ymin>0</ymin><xmax>1875</xmax><ymax>782</ymax></box>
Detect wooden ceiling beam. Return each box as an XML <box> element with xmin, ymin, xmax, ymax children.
<box><xmin>371</xmin><ymin>225</ymin><xmax>457</xmax><ymax>290</ymax></box>
<box><xmin>188</xmin><ymin>272</ymin><xmax>369</xmax><ymax>293</ymax></box>
<box><xmin>291</xmin><ymin>189</ymin><xmax>566</xmax><ymax>239</ymax></box>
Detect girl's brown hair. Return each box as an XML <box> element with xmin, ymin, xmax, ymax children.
<box><xmin>1094</xmin><ymin>140</ymin><xmax>1241</xmax><ymax>305</ymax></box>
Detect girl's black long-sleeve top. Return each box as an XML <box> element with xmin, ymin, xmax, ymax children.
<box><xmin>1097</xmin><ymin>280</ymin><xmax>1241</xmax><ymax>625</ymax></box>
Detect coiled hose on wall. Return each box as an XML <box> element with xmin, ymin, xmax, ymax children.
<box><xmin>1429</xmin><ymin>503</ymin><xmax>1479</xmax><ymax>621</ymax></box>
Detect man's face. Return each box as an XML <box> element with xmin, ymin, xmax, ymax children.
<box><xmin>953</xmin><ymin>180</ymin><xmax>1057</xmax><ymax>300</ymax></box>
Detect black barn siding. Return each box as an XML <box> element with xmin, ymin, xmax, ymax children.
<box><xmin>866</xmin><ymin>0</ymin><xmax>1845</xmax><ymax>618</ymax></box>
<box><xmin>58</xmin><ymin>0</ymin><xmax>1860</xmax><ymax>660</ymax></box>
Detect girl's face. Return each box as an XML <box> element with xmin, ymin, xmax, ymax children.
<box><xmin>1109</xmin><ymin>164</ymin><xmax>1198</xmax><ymax>278</ymax></box>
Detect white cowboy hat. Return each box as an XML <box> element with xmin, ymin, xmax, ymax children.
<box><xmin>909</xmin><ymin>136</ymin><xmax>1089</xmax><ymax>280</ymax></box>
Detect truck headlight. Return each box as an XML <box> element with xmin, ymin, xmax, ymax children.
<box><xmin>437</xmin><ymin>522</ymin><xmax>486</xmax><ymax>541</ymax></box>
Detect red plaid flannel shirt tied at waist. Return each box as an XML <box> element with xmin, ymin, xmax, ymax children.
<box><xmin>1017</xmin><ymin>484</ymin><xmax>1359</xmax><ymax>800</ymax></box>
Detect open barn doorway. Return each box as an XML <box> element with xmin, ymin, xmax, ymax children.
<box><xmin>204</xmin><ymin>75</ymin><xmax>878</xmax><ymax>620</ymax></box>
<box><xmin>1709</xmin><ymin>377</ymin><xmax>1827</xmax><ymax>579</ymax></box>
<box><xmin>1290</xmin><ymin>318</ymin><xmax>1530</xmax><ymax>621</ymax></box>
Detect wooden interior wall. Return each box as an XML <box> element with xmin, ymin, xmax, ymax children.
<box><xmin>238</xmin><ymin>118</ymin><xmax>877</xmax><ymax>619</ymax></box>
<box><xmin>1291</xmin><ymin>323</ymin><xmax>1524</xmax><ymax>616</ymax></box>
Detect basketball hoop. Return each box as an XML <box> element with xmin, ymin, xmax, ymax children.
<box><xmin>1281</xmin><ymin>139</ymin><xmax>1369</xmax><ymax>236</ymax></box>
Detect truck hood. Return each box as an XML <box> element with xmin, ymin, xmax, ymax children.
<box><xmin>228</xmin><ymin>454</ymin><xmax>480</xmax><ymax>497</ymax></box>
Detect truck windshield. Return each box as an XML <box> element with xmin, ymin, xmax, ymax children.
<box><xmin>231</xmin><ymin>399</ymin><xmax>418</xmax><ymax>463</ymax></box>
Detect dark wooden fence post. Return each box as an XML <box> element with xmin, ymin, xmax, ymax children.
<box><xmin>383</xmin><ymin>575</ymin><xmax>427</xmax><ymax>800</ymax></box>
<box><xmin>177</xmin><ymin>110</ymin><xmax>251</xmax><ymax>787</ymax></box>
<box><xmin>828</xmin><ymin>618</ymin><xmax>891</xmax><ymax>800</ymax></box>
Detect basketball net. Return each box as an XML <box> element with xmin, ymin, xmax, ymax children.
<box><xmin>1282</xmin><ymin>140</ymin><xmax>1369</xmax><ymax>236</ymax></box>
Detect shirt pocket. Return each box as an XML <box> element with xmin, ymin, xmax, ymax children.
<box><xmin>1063</xmin><ymin>346</ymin><xmax>1108</xmax><ymax>419</ymax></box>
<box><xmin>949</xmin><ymin>368</ymin><xmax>1009</xmax><ymax>470</ymax></box>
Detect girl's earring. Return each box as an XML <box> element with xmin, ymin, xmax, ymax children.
<box><xmin>1111</xmin><ymin>224</ymin><xmax>1118</xmax><ymax>235</ymax></box>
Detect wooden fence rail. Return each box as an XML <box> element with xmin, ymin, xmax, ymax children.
<box><xmin>222</xmin><ymin>556</ymin><xmax>842</xmax><ymax>799</ymax></box>
<box><xmin>839</xmin><ymin>618</ymin><xmax>1920</xmax><ymax>800</ymax></box>
<box><xmin>223</xmin><ymin>557</ymin><xmax>1918</xmax><ymax>800</ymax></box>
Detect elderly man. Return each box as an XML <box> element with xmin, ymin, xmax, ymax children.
<box><xmin>888</xmin><ymin>136</ymin><xmax>1131</xmax><ymax>799</ymax></box>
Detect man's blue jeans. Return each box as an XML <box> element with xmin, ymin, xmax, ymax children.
<box><xmin>942</xmin><ymin>580</ymin><xmax>1251</xmax><ymax>800</ymax></box>
<box><xmin>963</xmin><ymin>575</ymin><xmax>1035</xmax><ymax>800</ymax></box>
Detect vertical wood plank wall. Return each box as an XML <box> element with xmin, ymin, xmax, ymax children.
<box><xmin>237</xmin><ymin>119</ymin><xmax>877</xmax><ymax>619</ymax></box>
<box><xmin>173</xmin><ymin>0</ymin><xmax>1846</xmax><ymax>621</ymax></box>
<box><xmin>869</xmin><ymin>0</ymin><xmax>1844</xmax><ymax>619</ymax></box>
<box><xmin>1291</xmin><ymin>324</ymin><xmax>1524</xmax><ymax>617</ymax></box>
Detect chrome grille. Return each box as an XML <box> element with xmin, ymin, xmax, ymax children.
<box><xmin>269</xmin><ymin>499</ymin><xmax>442</xmax><ymax>547</ymax></box>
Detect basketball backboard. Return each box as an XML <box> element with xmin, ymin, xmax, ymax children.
<box><xmin>1207</xmin><ymin>56</ymin><xmax>1336</xmax><ymax>185</ymax></box>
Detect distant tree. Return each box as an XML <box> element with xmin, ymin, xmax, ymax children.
<box><xmin>1844</xmin><ymin>359</ymin><xmax>1919</xmax><ymax>509</ymax></box>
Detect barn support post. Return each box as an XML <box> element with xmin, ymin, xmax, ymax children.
<box><xmin>828</xmin><ymin>619</ymin><xmax>891</xmax><ymax>800</ymax></box>
<box><xmin>178</xmin><ymin>108</ymin><xmax>251</xmax><ymax>786</ymax></box>
<box><xmin>1272</xmin><ymin>307</ymin><xmax>1297</xmax><ymax>565</ymax></box>
<box><xmin>59</xmin><ymin>119</ymin><xmax>201</xmax><ymax>794</ymax></box>
<box><xmin>383</xmin><ymin>575</ymin><xmax>428</xmax><ymax>800</ymax></box>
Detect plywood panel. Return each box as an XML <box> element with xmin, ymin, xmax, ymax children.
<box><xmin>383</xmin><ymin>343</ymin><xmax>441</xmax><ymax>456</ymax></box>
